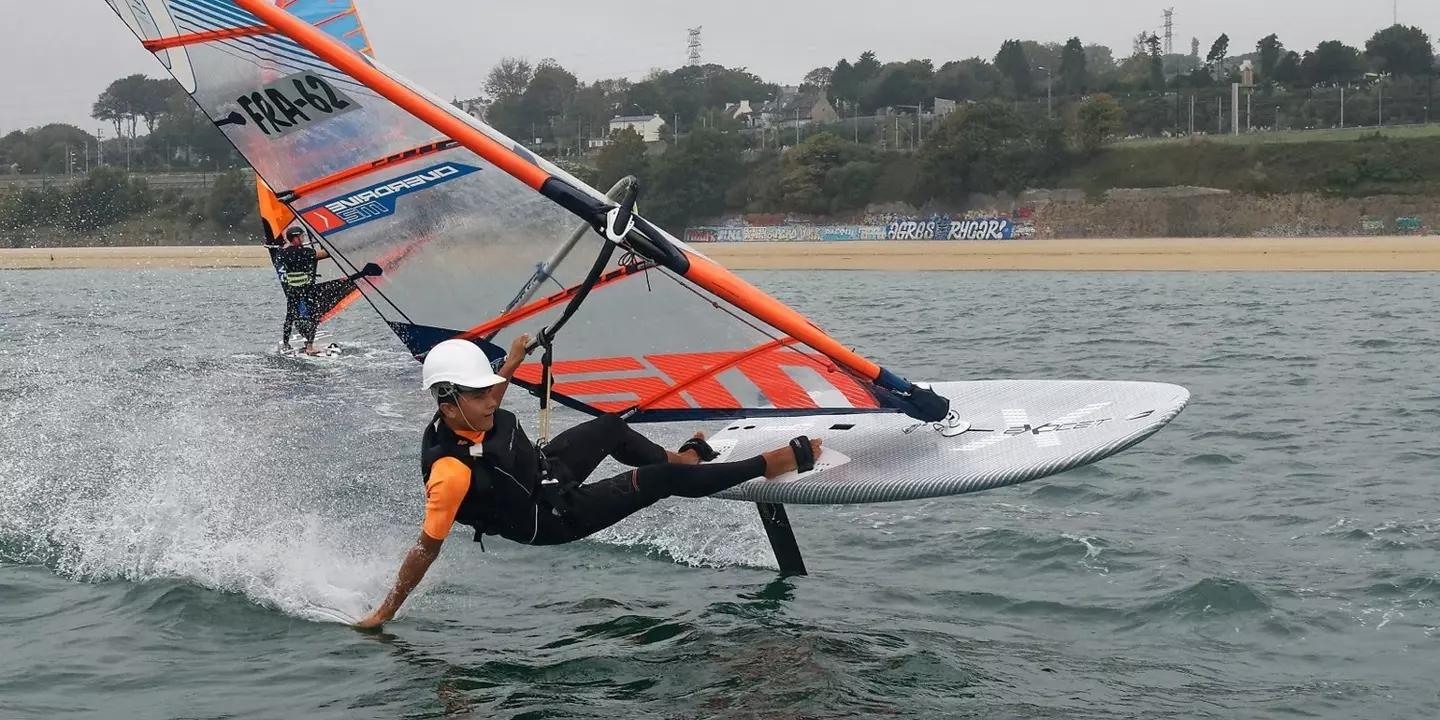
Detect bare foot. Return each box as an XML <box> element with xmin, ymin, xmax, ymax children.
<box><xmin>762</xmin><ymin>438</ymin><xmax>823</xmax><ymax>478</ymax></box>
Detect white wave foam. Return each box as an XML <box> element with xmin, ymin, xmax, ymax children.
<box><xmin>0</xmin><ymin>363</ymin><xmax>424</xmax><ymax>625</ymax></box>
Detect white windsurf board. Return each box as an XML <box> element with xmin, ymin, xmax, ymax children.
<box><xmin>704</xmin><ymin>379</ymin><xmax>1189</xmax><ymax>506</ymax></box>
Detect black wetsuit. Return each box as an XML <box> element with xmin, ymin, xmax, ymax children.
<box><xmin>275</xmin><ymin>245</ymin><xmax>321</xmax><ymax>345</ymax></box>
<box><xmin>422</xmin><ymin>409</ymin><xmax>768</xmax><ymax>546</ymax></box>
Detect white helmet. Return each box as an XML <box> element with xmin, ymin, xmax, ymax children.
<box><xmin>421</xmin><ymin>339</ymin><xmax>507</xmax><ymax>393</ymax></box>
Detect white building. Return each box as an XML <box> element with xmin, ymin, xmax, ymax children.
<box><xmin>608</xmin><ymin>114</ymin><xmax>667</xmax><ymax>143</ymax></box>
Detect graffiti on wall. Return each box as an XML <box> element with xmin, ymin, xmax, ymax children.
<box><xmin>1396</xmin><ymin>217</ymin><xmax>1426</xmax><ymax>233</ymax></box>
<box><xmin>884</xmin><ymin>217</ymin><xmax>1014</xmax><ymax>240</ymax></box>
<box><xmin>1360</xmin><ymin>217</ymin><xmax>1428</xmax><ymax>234</ymax></box>
<box><xmin>685</xmin><ymin>206</ymin><xmax>1039</xmax><ymax>243</ymax></box>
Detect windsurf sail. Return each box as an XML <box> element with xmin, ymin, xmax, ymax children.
<box><xmin>102</xmin><ymin>0</ymin><xmax>949</xmax><ymax>424</ymax></box>
<box><xmin>253</xmin><ymin>0</ymin><xmax>379</xmax><ymax>325</ymax></box>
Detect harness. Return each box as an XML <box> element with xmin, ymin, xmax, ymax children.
<box><xmin>277</xmin><ymin>246</ymin><xmax>317</xmax><ymax>289</ymax></box>
<box><xmin>283</xmin><ymin>270</ymin><xmax>313</xmax><ymax>288</ymax></box>
<box><xmin>420</xmin><ymin>409</ymin><xmax>581</xmax><ymax>546</ymax></box>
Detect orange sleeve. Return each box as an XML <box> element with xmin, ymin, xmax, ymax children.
<box><xmin>423</xmin><ymin>457</ymin><xmax>472</xmax><ymax>541</ymax></box>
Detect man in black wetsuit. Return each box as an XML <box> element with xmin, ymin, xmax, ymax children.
<box><xmin>353</xmin><ymin>337</ymin><xmax>821</xmax><ymax>629</ymax></box>
<box><xmin>274</xmin><ymin>225</ymin><xmax>331</xmax><ymax>356</ymax></box>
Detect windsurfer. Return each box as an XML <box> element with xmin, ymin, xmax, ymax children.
<box><xmin>352</xmin><ymin>337</ymin><xmax>821</xmax><ymax>629</ymax></box>
<box><xmin>275</xmin><ymin>226</ymin><xmax>332</xmax><ymax>355</ymax></box>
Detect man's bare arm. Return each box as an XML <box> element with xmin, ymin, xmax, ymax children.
<box><xmin>353</xmin><ymin>531</ymin><xmax>444</xmax><ymax>629</ymax></box>
<box><xmin>489</xmin><ymin>333</ymin><xmax>530</xmax><ymax>405</ymax></box>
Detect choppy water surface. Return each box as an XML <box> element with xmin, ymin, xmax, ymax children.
<box><xmin>1</xmin><ymin>268</ymin><xmax>1437</xmax><ymax>719</ymax></box>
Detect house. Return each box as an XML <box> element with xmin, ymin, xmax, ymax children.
<box><xmin>608</xmin><ymin>114</ymin><xmax>667</xmax><ymax>143</ymax></box>
<box><xmin>455</xmin><ymin>98</ymin><xmax>488</xmax><ymax>123</ymax></box>
<box><xmin>723</xmin><ymin>100</ymin><xmax>763</xmax><ymax>128</ymax></box>
<box><xmin>764</xmin><ymin>90</ymin><xmax>839</xmax><ymax>129</ymax></box>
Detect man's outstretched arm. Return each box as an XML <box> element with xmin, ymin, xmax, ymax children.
<box><xmin>354</xmin><ymin>531</ymin><xmax>444</xmax><ymax>629</ymax></box>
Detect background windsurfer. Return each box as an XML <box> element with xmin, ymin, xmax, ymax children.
<box><xmin>275</xmin><ymin>226</ymin><xmax>332</xmax><ymax>355</ymax></box>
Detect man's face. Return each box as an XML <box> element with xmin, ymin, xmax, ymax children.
<box><xmin>439</xmin><ymin>386</ymin><xmax>499</xmax><ymax>432</ymax></box>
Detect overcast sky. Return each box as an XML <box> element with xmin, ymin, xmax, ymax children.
<box><xmin>3</xmin><ymin>0</ymin><xmax>1435</xmax><ymax>133</ymax></box>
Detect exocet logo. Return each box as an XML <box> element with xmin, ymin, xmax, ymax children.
<box><xmin>300</xmin><ymin>162</ymin><xmax>480</xmax><ymax>235</ymax></box>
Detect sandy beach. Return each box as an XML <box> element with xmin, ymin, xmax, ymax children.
<box><xmin>2</xmin><ymin>237</ymin><xmax>1437</xmax><ymax>271</ymax></box>
<box><xmin>0</xmin><ymin>246</ymin><xmax>270</xmax><ymax>270</ymax></box>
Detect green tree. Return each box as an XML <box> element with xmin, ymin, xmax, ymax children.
<box><xmin>90</xmin><ymin>74</ymin><xmax>165</xmax><ymax>139</ymax></box>
<box><xmin>801</xmin><ymin>66</ymin><xmax>833</xmax><ymax>95</ymax></box>
<box><xmin>1059</xmin><ymin>38</ymin><xmax>1088</xmax><ymax>95</ymax></box>
<box><xmin>206</xmin><ymin>169</ymin><xmax>256</xmax><ymax>230</ymax></box>
<box><xmin>830</xmin><ymin>52</ymin><xmax>883</xmax><ymax>111</ymax></box>
<box><xmin>622</xmin><ymin>64</ymin><xmax>776</xmax><ymax>131</ymax></box>
<box><xmin>854</xmin><ymin>51</ymin><xmax>882</xmax><ymax>81</ymax></box>
<box><xmin>1084</xmin><ymin>44</ymin><xmax>1118</xmax><ymax>89</ymax></box>
<box><xmin>861</xmin><ymin>60</ymin><xmax>934</xmax><ymax>111</ymax></box>
<box><xmin>914</xmin><ymin>99</ymin><xmax>1043</xmax><ymax>202</ymax></box>
<box><xmin>768</xmin><ymin>132</ymin><xmax>879</xmax><ymax>214</ymax></box>
<box><xmin>995</xmin><ymin>40</ymin><xmax>1033</xmax><ymax>96</ymax></box>
<box><xmin>1115</xmin><ymin>49</ymin><xmax>1154</xmax><ymax>91</ymax></box>
<box><xmin>1067</xmin><ymin>93</ymin><xmax>1126</xmax><ymax>154</ymax></box>
<box><xmin>643</xmin><ymin>128</ymin><xmax>743</xmax><ymax>230</ymax></box>
<box><xmin>0</xmin><ymin>186</ymin><xmax>65</xmax><ymax>236</ymax></box>
<box><xmin>932</xmin><ymin>58</ymin><xmax>1005</xmax><ymax>101</ymax></box>
<box><xmin>1257</xmin><ymin>34</ymin><xmax>1284</xmax><ymax>92</ymax></box>
<box><xmin>92</xmin><ymin>86</ymin><xmax>128</xmax><ymax>140</ymax></box>
<box><xmin>830</xmin><ymin>58</ymin><xmax>859</xmax><ymax>107</ymax></box>
<box><xmin>1274</xmin><ymin>50</ymin><xmax>1303</xmax><ymax>87</ymax></box>
<box><xmin>1206</xmin><ymin>34</ymin><xmax>1231</xmax><ymax>80</ymax></box>
<box><xmin>595</xmin><ymin>127</ymin><xmax>648</xmax><ymax>190</ymax></box>
<box><xmin>517</xmin><ymin>59</ymin><xmax>578</xmax><ymax>141</ymax></box>
<box><xmin>1365</xmin><ymin>25</ymin><xmax>1435</xmax><ymax>77</ymax></box>
<box><xmin>479</xmin><ymin>57</ymin><xmax>539</xmax><ymax>138</ymax></box>
<box><xmin>484</xmin><ymin>57</ymin><xmax>534</xmax><ymax>102</ymax></box>
<box><xmin>572</xmin><ymin>78</ymin><xmax>631</xmax><ymax>132</ymax></box>
<box><xmin>148</xmin><ymin>87</ymin><xmax>236</xmax><ymax>168</ymax></box>
<box><xmin>65</xmin><ymin>167</ymin><xmax>151</xmax><ymax>232</ymax></box>
<box><xmin>1146</xmin><ymin>34</ymin><xmax>1166</xmax><ymax>90</ymax></box>
<box><xmin>1021</xmin><ymin>41</ymin><xmax>1064</xmax><ymax>79</ymax></box>
<box><xmin>3</xmin><ymin>125</ymin><xmax>95</xmax><ymax>174</ymax></box>
<box><xmin>825</xmin><ymin>160</ymin><xmax>882</xmax><ymax>213</ymax></box>
<box><xmin>138</xmin><ymin>77</ymin><xmax>176</xmax><ymax>134</ymax></box>
<box><xmin>1303</xmin><ymin>41</ymin><xmax>1366</xmax><ymax>85</ymax></box>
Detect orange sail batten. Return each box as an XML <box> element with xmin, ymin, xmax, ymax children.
<box><xmin>286</xmin><ymin>139</ymin><xmax>457</xmax><ymax>201</ymax></box>
<box><xmin>142</xmin><ymin>25</ymin><xmax>274</xmax><ymax>51</ymax></box>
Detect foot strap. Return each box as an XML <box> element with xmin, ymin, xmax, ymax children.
<box><xmin>789</xmin><ymin>436</ymin><xmax>816</xmax><ymax>473</ymax></box>
<box><xmin>678</xmin><ymin>436</ymin><xmax>719</xmax><ymax>462</ymax></box>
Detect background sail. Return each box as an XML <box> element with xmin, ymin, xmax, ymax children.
<box><xmin>254</xmin><ymin>0</ymin><xmax>375</xmax><ymax>238</ymax></box>
<box><xmin>105</xmin><ymin>0</ymin><xmax>899</xmax><ymax>422</ymax></box>
<box><xmin>252</xmin><ymin>0</ymin><xmax>378</xmax><ymax>324</ymax></box>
